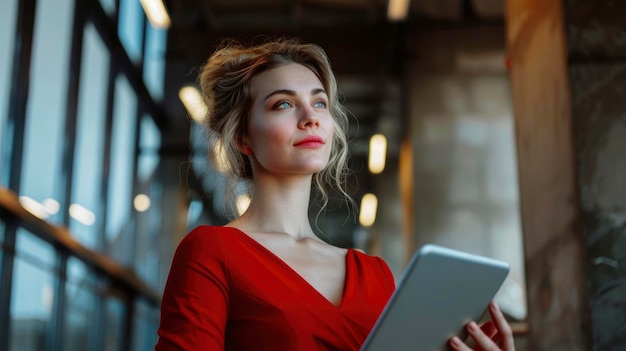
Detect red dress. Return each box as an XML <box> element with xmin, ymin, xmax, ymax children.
<box><xmin>155</xmin><ymin>226</ymin><xmax>395</xmax><ymax>351</ymax></box>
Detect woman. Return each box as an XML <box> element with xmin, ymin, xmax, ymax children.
<box><xmin>155</xmin><ymin>38</ymin><xmax>514</xmax><ymax>351</ymax></box>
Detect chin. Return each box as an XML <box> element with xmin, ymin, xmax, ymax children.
<box><xmin>297</xmin><ymin>163</ymin><xmax>328</xmax><ymax>174</ymax></box>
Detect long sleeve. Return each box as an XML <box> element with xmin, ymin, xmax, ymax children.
<box><xmin>156</xmin><ymin>227</ymin><xmax>230</xmax><ymax>351</ymax></box>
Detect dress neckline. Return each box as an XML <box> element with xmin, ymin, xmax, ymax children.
<box><xmin>224</xmin><ymin>226</ymin><xmax>352</xmax><ymax>309</ymax></box>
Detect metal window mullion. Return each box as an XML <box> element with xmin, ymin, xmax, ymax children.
<box><xmin>121</xmin><ymin>292</ymin><xmax>136</xmax><ymax>351</ymax></box>
<box><xmin>45</xmin><ymin>252</ymin><xmax>67</xmax><ymax>351</ymax></box>
<box><xmin>58</xmin><ymin>0</ymin><xmax>89</xmax><ymax>228</ymax></box>
<box><xmin>48</xmin><ymin>0</ymin><xmax>91</xmax><ymax>348</ymax></box>
<box><xmin>90</xmin><ymin>271</ymin><xmax>107</xmax><ymax>351</ymax></box>
<box><xmin>3</xmin><ymin>0</ymin><xmax>38</xmax><ymax>194</ymax></box>
<box><xmin>99</xmin><ymin>65</ymin><xmax>115</xmax><ymax>253</ymax></box>
<box><xmin>0</xmin><ymin>223</ymin><xmax>17</xmax><ymax>351</ymax></box>
<box><xmin>89</xmin><ymin>0</ymin><xmax>168</xmax><ymax>130</ymax></box>
<box><xmin>0</xmin><ymin>0</ymin><xmax>38</xmax><ymax>349</ymax></box>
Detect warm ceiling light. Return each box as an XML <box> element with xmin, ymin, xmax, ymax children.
<box><xmin>140</xmin><ymin>0</ymin><xmax>171</xmax><ymax>29</ymax></box>
<box><xmin>69</xmin><ymin>203</ymin><xmax>96</xmax><ymax>226</ymax></box>
<box><xmin>19</xmin><ymin>196</ymin><xmax>49</xmax><ymax>219</ymax></box>
<box><xmin>134</xmin><ymin>194</ymin><xmax>151</xmax><ymax>212</ymax></box>
<box><xmin>179</xmin><ymin>86</ymin><xmax>207</xmax><ymax>123</ymax></box>
<box><xmin>368</xmin><ymin>134</ymin><xmax>387</xmax><ymax>174</ymax></box>
<box><xmin>42</xmin><ymin>198</ymin><xmax>60</xmax><ymax>215</ymax></box>
<box><xmin>387</xmin><ymin>0</ymin><xmax>411</xmax><ymax>21</ymax></box>
<box><xmin>359</xmin><ymin>193</ymin><xmax>378</xmax><ymax>227</ymax></box>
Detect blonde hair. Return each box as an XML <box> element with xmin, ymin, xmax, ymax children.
<box><xmin>199</xmin><ymin>38</ymin><xmax>353</xmax><ymax>216</ymax></box>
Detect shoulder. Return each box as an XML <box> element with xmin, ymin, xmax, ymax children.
<box><xmin>175</xmin><ymin>225</ymin><xmax>241</xmax><ymax>258</ymax></box>
<box><xmin>351</xmin><ymin>250</ymin><xmax>396</xmax><ymax>288</ymax></box>
<box><xmin>350</xmin><ymin>249</ymin><xmax>386</xmax><ymax>266</ymax></box>
<box><xmin>180</xmin><ymin>225</ymin><xmax>244</xmax><ymax>244</ymax></box>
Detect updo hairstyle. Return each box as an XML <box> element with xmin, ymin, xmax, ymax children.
<box><xmin>198</xmin><ymin>38</ymin><xmax>353</xmax><ymax>213</ymax></box>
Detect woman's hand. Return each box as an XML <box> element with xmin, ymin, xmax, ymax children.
<box><xmin>448</xmin><ymin>302</ymin><xmax>515</xmax><ymax>351</ymax></box>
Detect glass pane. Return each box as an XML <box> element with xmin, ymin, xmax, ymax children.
<box><xmin>0</xmin><ymin>0</ymin><xmax>19</xmax><ymax>173</ymax></box>
<box><xmin>106</xmin><ymin>75</ymin><xmax>137</xmax><ymax>263</ymax></box>
<box><xmin>104</xmin><ymin>298</ymin><xmax>124</xmax><ymax>351</ymax></box>
<box><xmin>118</xmin><ymin>0</ymin><xmax>144</xmax><ymax>64</ymax></box>
<box><xmin>137</xmin><ymin>115</ymin><xmax>160</xmax><ymax>181</ymax></box>
<box><xmin>100</xmin><ymin>0</ymin><xmax>116</xmax><ymax>17</ymax></box>
<box><xmin>10</xmin><ymin>238</ymin><xmax>56</xmax><ymax>351</ymax></box>
<box><xmin>69</xmin><ymin>22</ymin><xmax>109</xmax><ymax>249</ymax></box>
<box><xmin>20</xmin><ymin>0</ymin><xmax>73</xmax><ymax>216</ymax></box>
<box><xmin>143</xmin><ymin>25</ymin><xmax>167</xmax><ymax>99</ymax></box>
<box><xmin>0</xmin><ymin>221</ymin><xmax>4</xmax><ymax>258</ymax></box>
<box><xmin>132</xmin><ymin>299</ymin><xmax>159</xmax><ymax>351</ymax></box>
<box><xmin>135</xmin><ymin>115</ymin><xmax>161</xmax><ymax>286</ymax></box>
<box><xmin>134</xmin><ymin>182</ymin><xmax>162</xmax><ymax>289</ymax></box>
<box><xmin>64</xmin><ymin>258</ymin><xmax>100</xmax><ymax>350</ymax></box>
<box><xmin>15</xmin><ymin>229</ymin><xmax>56</xmax><ymax>267</ymax></box>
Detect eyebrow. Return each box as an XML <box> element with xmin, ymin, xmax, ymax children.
<box><xmin>263</xmin><ymin>88</ymin><xmax>327</xmax><ymax>101</ymax></box>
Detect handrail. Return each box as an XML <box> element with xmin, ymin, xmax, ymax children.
<box><xmin>0</xmin><ymin>186</ymin><xmax>161</xmax><ymax>305</ymax></box>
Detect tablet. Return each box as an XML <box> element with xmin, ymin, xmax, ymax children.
<box><xmin>361</xmin><ymin>244</ymin><xmax>510</xmax><ymax>351</ymax></box>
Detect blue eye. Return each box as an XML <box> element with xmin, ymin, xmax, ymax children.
<box><xmin>314</xmin><ymin>101</ymin><xmax>327</xmax><ymax>108</ymax></box>
<box><xmin>275</xmin><ymin>101</ymin><xmax>292</xmax><ymax>109</ymax></box>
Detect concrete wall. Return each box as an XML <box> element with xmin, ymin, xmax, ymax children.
<box><xmin>403</xmin><ymin>25</ymin><xmax>527</xmax><ymax>321</ymax></box>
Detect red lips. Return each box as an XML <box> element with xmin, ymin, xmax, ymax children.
<box><xmin>294</xmin><ymin>135</ymin><xmax>324</xmax><ymax>147</ymax></box>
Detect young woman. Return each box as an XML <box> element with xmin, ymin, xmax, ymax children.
<box><xmin>155</xmin><ymin>39</ymin><xmax>515</xmax><ymax>351</ymax></box>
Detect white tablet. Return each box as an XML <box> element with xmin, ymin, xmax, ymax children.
<box><xmin>361</xmin><ymin>244</ymin><xmax>510</xmax><ymax>351</ymax></box>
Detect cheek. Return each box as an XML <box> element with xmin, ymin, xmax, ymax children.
<box><xmin>250</xmin><ymin>121</ymin><xmax>291</xmax><ymax>149</ymax></box>
<box><xmin>325</xmin><ymin>118</ymin><xmax>336</xmax><ymax>143</ymax></box>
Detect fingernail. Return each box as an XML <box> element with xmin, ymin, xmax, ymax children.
<box><xmin>468</xmin><ymin>322</ymin><xmax>479</xmax><ymax>332</ymax></box>
<box><xmin>450</xmin><ymin>337</ymin><xmax>462</xmax><ymax>348</ymax></box>
<box><xmin>491</xmin><ymin>302</ymin><xmax>499</xmax><ymax>313</ymax></box>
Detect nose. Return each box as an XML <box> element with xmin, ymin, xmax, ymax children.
<box><xmin>298</xmin><ymin>105</ymin><xmax>320</xmax><ymax>129</ymax></box>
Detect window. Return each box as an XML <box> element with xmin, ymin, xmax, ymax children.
<box><xmin>0</xmin><ymin>0</ymin><xmax>19</xmax><ymax>172</ymax></box>
<box><xmin>134</xmin><ymin>180</ymin><xmax>163</xmax><ymax>289</ymax></box>
<box><xmin>10</xmin><ymin>230</ymin><xmax>57</xmax><ymax>350</ymax></box>
<box><xmin>137</xmin><ymin>115</ymin><xmax>160</xmax><ymax>182</ymax></box>
<box><xmin>143</xmin><ymin>24</ymin><xmax>167</xmax><ymax>100</ymax></box>
<box><xmin>70</xmin><ymin>22</ymin><xmax>109</xmax><ymax>249</ymax></box>
<box><xmin>20</xmin><ymin>0</ymin><xmax>73</xmax><ymax>215</ymax></box>
<box><xmin>118</xmin><ymin>0</ymin><xmax>145</xmax><ymax>64</ymax></box>
<box><xmin>63</xmin><ymin>258</ymin><xmax>101</xmax><ymax>350</ymax></box>
<box><xmin>134</xmin><ymin>115</ymin><xmax>162</xmax><ymax>288</ymax></box>
<box><xmin>0</xmin><ymin>222</ymin><xmax>4</xmax><ymax>258</ymax></box>
<box><xmin>132</xmin><ymin>299</ymin><xmax>159</xmax><ymax>351</ymax></box>
<box><xmin>106</xmin><ymin>75</ymin><xmax>137</xmax><ymax>264</ymax></box>
<box><xmin>100</xmin><ymin>0</ymin><xmax>116</xmax><ymax>17</ymax></box>
<box><xmin>104</xmin><ymin>298</ymin><xmax>125</xmax><ymax>351</ymax></box>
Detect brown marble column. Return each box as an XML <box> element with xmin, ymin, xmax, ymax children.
<box><xmin>505</xmin><ymin>0</ymin><xmax>592</xmax><ymax>349</ymax></box>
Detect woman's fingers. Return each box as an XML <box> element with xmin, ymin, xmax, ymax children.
<box><xmin>449</xmin><ymin>302</ymin><xmax>516</xmax><ymax>351</ymax></box>
<box><xmin>449</xmin><ymin>336</ymin><xmax>472</xmax><ymax>351</ymax></box>
<box><xmin>480</xmin><ymin>320</ymin><xmax>497</xmax><ymax>339</ymax></box>
<box><xmin>468</xmin><ymin>321</ymin><xmax>500</xmax><ymax>350</ymax></box>
<box><xmin>449</xmin><ymin>322</ymin><xmax>496</xmax><ymax>351</ymax></box>
<box><xmin>474</xmin><ymin>321</ymin><xmax>497</xmax><ymax>351</ymax></box>
<box><xmin>487</xmin><ymin>302</ymin><xmax>515</xmax><ymax>351</ymax></box>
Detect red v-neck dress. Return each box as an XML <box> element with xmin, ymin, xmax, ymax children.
<box><xmin>156</xmin><ymin>225</ymin><xmax>395</xmax><ymax>351</ymax></box>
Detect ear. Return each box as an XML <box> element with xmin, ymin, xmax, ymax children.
<box><xmin>237</xmin><ymin>138</ymin><xmax>252</xmax><ymax>155</ymax></box>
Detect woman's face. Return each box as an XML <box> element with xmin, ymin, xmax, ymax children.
<box><xmin>245</xmin><ymin>63</ymin><xmax>334</xmax><ymax>178</ymax></box>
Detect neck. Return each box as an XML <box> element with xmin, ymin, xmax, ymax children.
<box><xmin>234</xmin><ymin>174</ymin><xmax>317</xmax><ymax>240</ymax></box>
